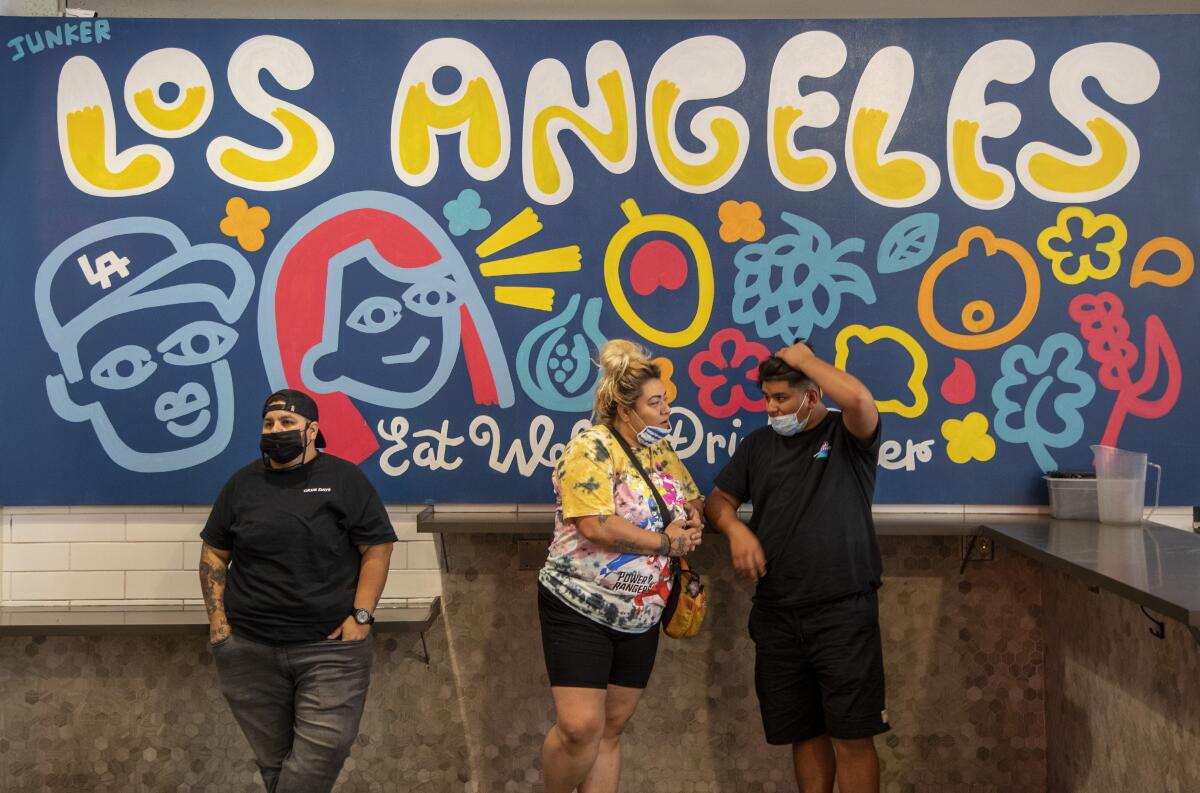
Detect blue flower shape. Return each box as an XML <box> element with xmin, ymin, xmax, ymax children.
<box><xmin>442</xmin><ymin>188</ymin><xmax>491</xmax><ymax>237</ymax></box>
<box><xmin>732</xmin><ymin>212</ymin><xmax>874</xmax><ymax>344</ymax></box>
<box><xmin>991</xmin><ymin>332</ymin><xmax>1096</xmax><ymax>472</ymax></box>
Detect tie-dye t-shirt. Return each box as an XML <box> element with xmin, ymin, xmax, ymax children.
<box><xmin>539</xmin><ymin>424</ymin><xmax>700</xmax><ymax>633</ymax></box>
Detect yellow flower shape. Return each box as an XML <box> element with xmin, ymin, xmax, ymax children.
<box><xmin>220</xmin><ymin>197</ymin><xmax>271</xmax><ymax>252</ymax></box>
<box><xmin>940</xmin><ymin>411</ymin><xmax>997</xmax><ymax>464</ymax></box>
<box><xmin>718</xmin><ymin>200</ymin><xmax>765</xmax><ymax>243</ymax></box>
<box><xmin>1037</xmin><ymin>206</ymin><xmax>1127</xmax><ymax>285</ymax></box>
<box><xmin>653</xmin><ymin>356</ymin><xmax>678</xmax><ymax>404</ymax></box>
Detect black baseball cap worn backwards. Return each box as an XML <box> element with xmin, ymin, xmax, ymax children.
<box><xmin>262</xmin><ymin>388</ymin><xmax>327</xmax><ymax>448</ymax></box>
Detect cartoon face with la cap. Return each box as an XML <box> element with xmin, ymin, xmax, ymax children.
<box><xmin>35</xmin><ymin>218</ymin><xmax>254</xmax><ymax>472</ymax></box>
<box><xmin>259</xmin><ymin>191</ymin><xmax>513</xmax><ymax>464</ymax></box>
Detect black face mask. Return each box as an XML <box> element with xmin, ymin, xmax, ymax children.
<box><xmin>260</xmin><ymin>428</ymin><xmax>309</xmax><ymax>466</ymax></box>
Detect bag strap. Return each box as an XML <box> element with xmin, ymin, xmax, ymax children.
<box><xmin>610</xmin><ymin>429</ymin><xmax>674</xmax><ymax>535</ymax></box>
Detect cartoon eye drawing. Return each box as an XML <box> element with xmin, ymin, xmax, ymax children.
<box><xmin>158</xmin><ymin>321</ymin><xmax>239</xmax><ymax>366</ymax></box>
<box><xmin>345</xmin><ymin>296</ymin><xmax>404</xmax><ymax>334</ymax></box>
<box><xmin>403</xmin><ymin>281</ymin><xmax>461</xmax><ymax>317</ymax></box>
<box><xmin>90</xmin><ymin>344</ymin><xmax>157</xmax><ymax>390</ymax></box>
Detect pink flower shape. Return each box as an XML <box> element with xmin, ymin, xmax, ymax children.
<box><xmin>718</xmin><ymin>200</ymin><xmax>765</xmax><ymax>243</ymax></box>
<box><xmin>688</xmin><ymin>328</ymin><xmax>770</xmax><ymax>418</ymax></box>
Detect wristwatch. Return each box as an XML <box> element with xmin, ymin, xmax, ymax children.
<box><xmin>352</xmin><ymin>608</ymin><xmax>375</xmax><ymax>625</ymax></box>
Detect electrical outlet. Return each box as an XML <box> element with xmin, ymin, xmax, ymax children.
<box><xmin>961</xmin><ymin>535</ymin><xmax>994</xmax><ymax>562</ymax></box>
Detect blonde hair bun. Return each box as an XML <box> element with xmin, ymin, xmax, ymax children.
<box><xmin>591</xmin><ymin>339</ymin><xmax>661</xmax><ymax>425</ymax></box>
<box><xmin>597</xmin><ymin>339</ymin><xmax>650</xmax><ymax>378</ymax></box>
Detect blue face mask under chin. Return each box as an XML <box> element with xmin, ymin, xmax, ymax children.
<box><xmin>632</xmin><ymin>414</ymin><xmax>672</xmax><ymax>446</ymax></box>
<box><xmin>768</xmin><ymin>397</ymin><xmax>814</xmax><ymax>437</ymax></box>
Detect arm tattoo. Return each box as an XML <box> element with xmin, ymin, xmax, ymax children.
<box><xmin>199</xmin><ymin>554</ymin><xmax>231</xmax><ymax>636</ymax></box>
<box><xmin>658</xmin><ymin>533</ymin><xmax>671</xmax><ymax>557</ymax></box>
<box><xmin>199</xmin><ymin>559</ymin><xmax>227</xmax><ymax>615</ymax></box>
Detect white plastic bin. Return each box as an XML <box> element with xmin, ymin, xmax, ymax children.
<box><xmin>1044</xmin><ymin>474</ymin><xmax>1099</xmax><ymax>520</ymax></box>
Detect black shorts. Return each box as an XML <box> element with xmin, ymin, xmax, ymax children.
<box><xmin>749</xmin><ymin>589</ymin><xmax>889</xmax><ymax>744</ymax></box>
<box><xmin>537</xmin><ymin>583</ymin><xmax>660</xmax><ymax>689</ymax></box>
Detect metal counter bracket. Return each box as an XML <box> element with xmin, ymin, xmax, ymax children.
<box><xmin>1139</xmin><ymin>606</ymin><xmax>1166</xmax><ymax>639</ymax></box>
<box><xmin>959</xmin><ymin>534</ymin><xmax>979</xmax><ymax>575</ymax></box>
<box><xmin>414</xmin><ymin>508</ymin><xmax>450</xmax><ymax>573</ymax></box>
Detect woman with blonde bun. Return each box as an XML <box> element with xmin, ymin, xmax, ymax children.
<box><xmin>538</xmin><ymin>339</ymin><xmax>704</xmax><ymax>793</ymax></box>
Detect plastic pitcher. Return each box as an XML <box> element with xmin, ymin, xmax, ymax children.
<box><xmin>1091</xmin><ymin>445</ymin><xmax>1162</xmax><ymax>524</ymax></box>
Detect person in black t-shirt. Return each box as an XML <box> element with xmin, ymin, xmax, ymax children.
<box><xmin>706</xmin><ymin>341</ymin><xmax>887</xmax><ymax>793</ymax></box>
<box><xmin>199</xmin><ymin>388</ymin><xmax>397</xmax><ymax>793</ymax></box>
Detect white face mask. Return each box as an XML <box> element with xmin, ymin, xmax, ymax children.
<box><xmin>768</xmin><ymin>395</ymin><xmax>814</xmax><ymax>437</ymax></box>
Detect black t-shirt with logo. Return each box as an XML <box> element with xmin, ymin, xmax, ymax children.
<box><xmin>714</xmin><ymin>411</ymin><xmax>883</xmax><ymax>610</ymax></box>
<box><xmin>201</xmin><ymin>453</ymin><xmax>397</xmax><ymax>645</ymax></box>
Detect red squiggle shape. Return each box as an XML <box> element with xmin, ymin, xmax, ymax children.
<box><xmin>688</xmin><ymin>328</ymin><xmax>769</xmax><ymax>419</ymax></box>
<box><xmin>1068</xmin><ymin>292</ymin><xmax>1182</xmax><ymax>446</ymax></box>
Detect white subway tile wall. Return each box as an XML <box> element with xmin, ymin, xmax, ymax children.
<box><xmin>12</xmin><ymin>571</ymin><xmax>125</xmax><ymax>601</ymax></box>
<box><xmin>126</xmin><ymin>514</ymin><xmax>207</xmax><ymax>542</ymax></box>
<box><xmin>406</xmin><ymin>541</ymin><xmax>440</xmax><ymax>570</ymax></box>
<box><xmin>0</xmin><ymin>505</ymin><xmax>1193</xmax><ymax>606</ymax></box>
<box><xmin>126</xmin><ymin>570</ymin><xmax>206</xmax><ymax>600</ymax></box>
<box><xmin>0</xmin><ymin>507</ymin><xmax>442</xmax><ymax>606</ymax></box>
<box><xmin>3</xmin><ymin>542</ymin><xmax>71</xmax><ymax>572</ymax></box>
<box><xmin>381</xmin><ymin>570</ymin><xmax>442</xmax><ymax>600</ymax></box>
<box><xmin>71</xmin><ymin>542</ymin><xmax>183</xmax><ymax>571</ymax></box>
<box><xmin>182</xmin><ymin>542</ymin><xmax>203</xmax><ymax>569</ymax></box>
<box><xmin>11</xmin><ymin>514</ymin><xmax>125</xmax><ymax>543</ymax></box>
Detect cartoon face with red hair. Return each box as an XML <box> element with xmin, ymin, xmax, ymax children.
<box><xmin>259</xmin><ymin>191</ymin><xmax>513</xmax><ymax>463</ymax></box>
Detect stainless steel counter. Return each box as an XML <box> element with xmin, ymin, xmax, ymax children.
<box><xmin>415</xmin><ymin>507</ymin><xmax>1043</xmax><ymax>537</ymax></box>
<box><xmin>0</xmin><ymin>599</ymin><xmax>441</xmax><ymax>636</ymax></box>
<box><xmin>981</xmin><ymin>519</ymin><xmax>1200</xmax><ymax>629</ymax></box>
<box><xmin>417</xmin><ymin>507</ymin><xmax>1200</xmax><ymax>632</ymax></box>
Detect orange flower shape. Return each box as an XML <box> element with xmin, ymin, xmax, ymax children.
<box><xmin>652</xmin><ymin>356</ymin><xmax>678</xmax><ymax>403</ymax></box>
<box><xmin>220</xmin><ymin>197</ymin><xmax>271</xmax><ymax>252</ymax></box>
<box><xmin>718</xmin><ymin>200</ymin><xmax>765</xmax><ymax>243</ymax></box>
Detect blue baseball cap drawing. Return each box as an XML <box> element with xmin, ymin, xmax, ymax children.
<box><xmin>35</xmin><ymin>217</ymin><xmax>254</xmax><ymax>473</ymax></box>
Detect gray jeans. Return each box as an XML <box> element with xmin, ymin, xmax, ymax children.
<box><xmin>210</xmin><ymin>632</ymin><xmax>374</xmax><ymax>793</ymax></box>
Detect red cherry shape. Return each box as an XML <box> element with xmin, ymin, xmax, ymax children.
<box><xmin>630</xmin><ymin>240</ymin><xmax>689</xmax><ymax>296</ymax></box>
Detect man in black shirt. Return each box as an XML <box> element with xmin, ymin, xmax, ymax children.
<box><xmin>199</xmin><ymin>389</ymin><xmax>397</xmax><ymax>793</ymax></box>
<box><xmin>706</xmin><ymin>341</ymin><xmax>886</xmax><ymax>793</ymax></box>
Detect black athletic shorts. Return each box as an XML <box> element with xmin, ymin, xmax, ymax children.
<box><xmin>537</xmin><ymin>583</ymin><xmax>660</xmax><ymax>689</ymax></box>
<box><xmin>749</xmin><ymin>588</ymin><xmax>889</xmax><ymax>744</ymax></box>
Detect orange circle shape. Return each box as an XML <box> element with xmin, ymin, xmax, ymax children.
<box><xmin>918</xmin><ymin>226</ymin><xmax>1041</xmax><ymax>350</ymax></box>
<box><xmin>961</xmin><ymin>300</ymin><xmax>996</xmax><ymax>333</ymax></box>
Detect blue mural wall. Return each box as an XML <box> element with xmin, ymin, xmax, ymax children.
<box><xmin>1</xmin><ymin>16</ymin><xmax>1197</xmax><ymax>505</ymax></box>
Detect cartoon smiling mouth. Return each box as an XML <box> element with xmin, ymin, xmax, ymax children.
<box><xmin>156</xmin><ymin>382</ymin><xmax>212</xmax><ymax>439</ymax></box>
<box><xmin>381</xmin><ymin>337</ymin><xmax>431</xmax><ymax>365</ymax></box>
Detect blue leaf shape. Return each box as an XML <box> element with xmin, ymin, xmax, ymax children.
<box><xmin>877</xmin><ymin>212</ymin><xmax>940</xmax><ymax>274</ymax></box>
